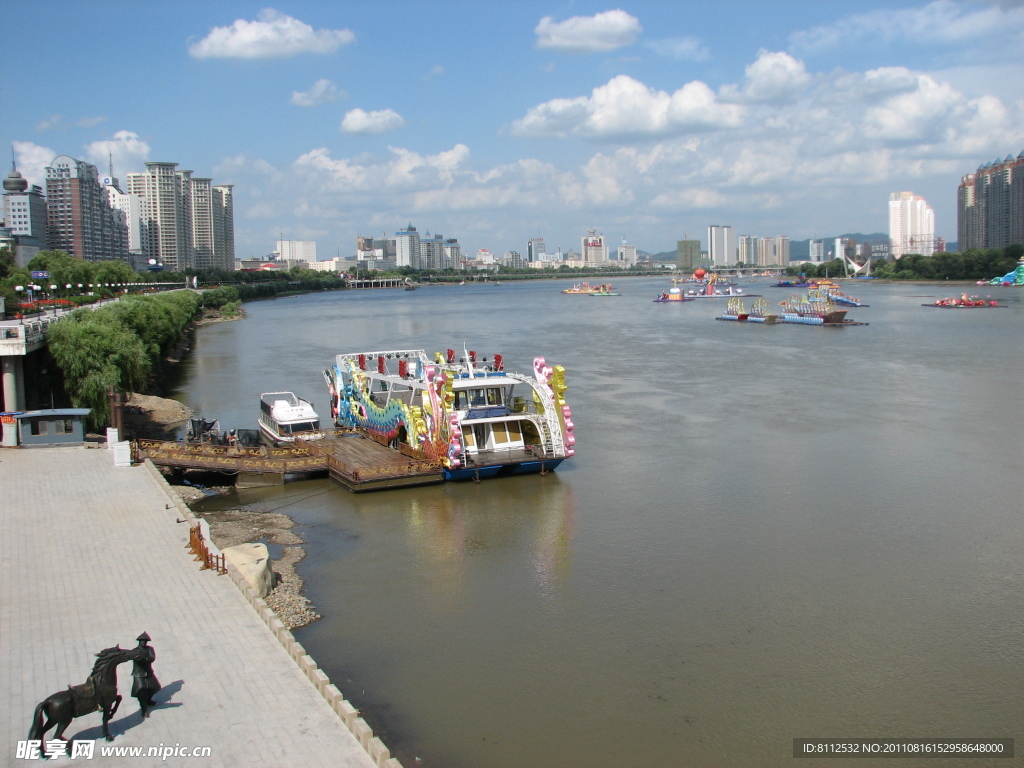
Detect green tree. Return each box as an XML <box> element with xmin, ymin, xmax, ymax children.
<box><xmin>47</xmin><ymin>311</ymin><xmax>152</xmax><ymax>427</ymax></box>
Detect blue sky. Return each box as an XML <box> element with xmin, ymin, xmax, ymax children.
<box><xmin>3</xmin><ymin>1</ymin><xmax>1024</xmax><ymax>258</ymax></box>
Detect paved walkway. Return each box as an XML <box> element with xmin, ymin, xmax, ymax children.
<box><xmin>0</xmin><ymin>445</ymin><xmax>379</xmax><ymax>768</ymax></box>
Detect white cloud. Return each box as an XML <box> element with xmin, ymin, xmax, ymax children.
<box><xmin>511</xmin><ymin>75</ymin><xmax>743</xmax><ymax>138</ymax></box>
<box><xmin>791</xmin><ymin>0</ymin><xmax>1024</xmax><ymax>52</ymax></box>
<box><xmin>12</xmin><ymin>141</ymin><xmax>56</xmax><ymax>187</ymax></box>
<box><xmin>35</xmin><ymin>114</ymin><xmax>108</xmax><ymax>131</ymax></box>
<box><xmin>535</xmin><ymin>10</ymin><xmax>642</xmax><ymax>53</ymax></box>
<box><xmin>84</xmin><ymin>130</ymin><xmax>152</xmax><ymax>174</ymax></box>
<box><xmin>188</xmin><ymin>9</ymin><xmax>355</xmax><ymax>59</ymax></box>
<box><xmin>291</xmin><ymin>78</ymin><xmax>345</xmax><ymax>107</ymax></box>
<box><xmin>645</xmin><ymin>36</ymin><xmax>710</xmax><ymax>62</ymax></box>
<box><xmin>340</xmin><ymin>108</ymin><xmax>405</xmax><ymax>135</ymax></box>
<box><xmin>739</xmin><ymin>50</ymin><xmax>811</xmax><ymax>103</ymax></box>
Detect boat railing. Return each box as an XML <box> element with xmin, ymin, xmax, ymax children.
<box><xmin>462</xmin><ymin>444</ymin><xmax>544</xmax><ymax>464</ymax></box>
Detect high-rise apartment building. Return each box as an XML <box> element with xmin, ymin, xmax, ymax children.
<box><xmin>127</xmin><ymin>162</ymin><xmax>234</xmax><ymax>272</ymax></box>
<box><xmin>708</xmin><ymin>225</ymin><xmax>736</xmax><ymax>266</ymax></box>
<box><xmin>889</xmin><ymin>191</ymin><xmax>935</xmax><ymax>258</ymax></box>
<box><xmin>809</xmin><ymin>240</ymin><xmax>825</xmax><ymax>263</ymax></box>
<box><xmin>775</xmin><ymin>236</ymin><xmax>790</xmax><ymax>266</ymax></box>
<box><xmin>211</xmin><ymin>185</ymin><xmax>234</xmax><ymax>270</ymax></box>
<box><xmin>45</xmin><ymin>155</ymin><xmax>128</xmax><ymax>262</ymax></box>
<box><xmin>738</xmin><ymin>235</ymin><xmax>757</xmax><ymax>265</ymax></box>
<box><xmin>444</xmin><ymin>238</ymin><xmax>461</xmax><ymax>267</ymax></box>
<box><xmin>958</xmin><ymin>152</ymin><xmax>1024</xmax><ymax>250</ymax></box>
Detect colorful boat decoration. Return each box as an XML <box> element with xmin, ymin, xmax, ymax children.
<box><xmin>923</xmin><ymin>294</ymin><xmax>1003</xmax><ymax>308</ymax></box>
<box><xmin>977</xmin><ymin>256</ymin><xmax>1024</xmax><ymax>286</ymax></box>
<box><xmin>716</xmin><ymin>297</ymin><xmax>780</xmax><ymax>323</ymax></box>
<box><xmin>323</xmin><ymin>347</ymin><xmax>574</xmax><ymax>481</ymax></box>
<box><xmin>778</xmin><ymin>290</ymin><xmax>868</xmax><ymax>326</ymax></box>
<box><xmin>653</xmin><ymin>287</ymin><xmax>695</xmax><ymax>303</ymax></box>
<box><xmin>562</xmin><ymin>282</ymin><xmax>613</xmax><ymax>294</ymax></box>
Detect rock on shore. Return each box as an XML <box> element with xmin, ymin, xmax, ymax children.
<box><xmin>124</xmin><ymin>393</ymin><xmax>192</xmax><ymax>440</ymax></box>
<box><xmin>192</xmin><ymin>507</ymin><xmax>321</xmax><ymax>629</ymax></box>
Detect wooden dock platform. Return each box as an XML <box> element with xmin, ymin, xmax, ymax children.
<box><xmin>301</xmin><ymin>433</ymin><xmax>444</xmax><ymax>492</ymax></box>
<box><xmin>134</xmin><ymin>430</ymin><xmax>443</xmax><ymax>492</ymax></box>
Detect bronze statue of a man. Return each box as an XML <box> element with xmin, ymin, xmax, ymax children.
<box><xmin>131</xmin><ymin>632</ymin><xmax>161</xmax><ymax>718</ymax></box>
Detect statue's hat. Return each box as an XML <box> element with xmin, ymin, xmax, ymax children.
<box><xmin>137</xmin><ymin>631</ymin><xmax>152</xmax><ymax>642</ymax></box>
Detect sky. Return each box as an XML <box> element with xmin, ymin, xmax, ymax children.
<box><xmin>3</xmin><ymin>0</ymin><xmax>1024</xmax><ymax>259</ymax></box>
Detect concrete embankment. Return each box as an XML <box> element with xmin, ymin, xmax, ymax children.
<box><xmin>0</xmin><ymin>444</ymin><xmax>401</xmax><ymax>768</ymax></box>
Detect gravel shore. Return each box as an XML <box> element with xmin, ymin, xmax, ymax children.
<box><xmin>182</xmin><ymin>500</ymin><xmax>322</xmax><ymax>629</ymax></box>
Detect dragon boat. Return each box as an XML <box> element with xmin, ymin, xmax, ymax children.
<box><xmin>324</xmin><ymin>348</ymin><xmax>575</xmax><ymax>481</ymax></box>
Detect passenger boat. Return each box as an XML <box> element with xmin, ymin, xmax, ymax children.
<box><xmin>258</xmin><ymin>392</ymin><xmax>325</xmax><ymax>445</ymax></box>
<box><xmin>323</xmin><ymin>348</ymin><xmax>575</xmax><ymax>481</ymax></box>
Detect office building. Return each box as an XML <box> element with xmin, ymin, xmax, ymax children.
<box><xmin>617</xmin><ymin>238</ymin><xmax>637</xmax><ymax>267</ymax></box>
<box><xmin>958</xmin><ymin>152</ymin><xmax>1024</xmax><ymax>250</ymax></box>
<box><xmin>889</xmin><ymin>191</ymin><xmax>935</xmax><ymax>258</ymax></box>
<box><xmin>581</xmin><ymin>230</ymin><xmax>608</xmax><ymax>263</ymax></box>
<box><xmin>45</xmin><ymin>155</ymin><xmax>128</xmax><ymax>262</ymax></box>
<box><xmin>527</xmin><ymin>237</ymin><xmax>546</xmax><ymax>262</ymax></box>
<box><xmin>276</xmin><ymin>240</ymin><xmax>317</xmax><ymax>262</ymax></box>
<box><xmin>4</xmin><ymin>162</ymin><xmax>47</xmax><ymax>266</ymax></box>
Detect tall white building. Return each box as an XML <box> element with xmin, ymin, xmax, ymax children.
<box><xmin>395</xmin><ymin>225</ymin><xmax>420</xmax><ymax>268</ymax></box>
<box><xmin>4</xmin><ymin>164</ymin><xmax>47</xmax><ymax>265</ymax></box>
<box><xmin>889</xmin><ymin>191</ymin><xmax>935</xmax><ymax>258</ymax></box>
<box><xmin>809</xmin><ymin>240</ymin><xmax>825</xmax><ymax>263</ymax></box>
<box><xmin>708</xmin><ymin>225</ymin><xmax>737</xmax><ymax>266</ymax></box>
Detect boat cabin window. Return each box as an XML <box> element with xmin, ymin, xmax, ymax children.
<box><xmin>283</xmin><ymin>421</ymin><xmax>319</xmax><ymax>434</ymax></box>
<box><xmin>455</xmin><ymin>388</ymin><xmax>506</xmax><ymax>409</ymax></box>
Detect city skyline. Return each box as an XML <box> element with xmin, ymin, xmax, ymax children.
<box><xmin>3</xmin><ymin>1</ymin><xmax>1024</xmax><ymax>259</ymax></box>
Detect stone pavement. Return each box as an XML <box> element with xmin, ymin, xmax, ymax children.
<box><xmin>0</xmin><ymin>445</ymin><xmax>383</xmax><ymax>768</ymax></box>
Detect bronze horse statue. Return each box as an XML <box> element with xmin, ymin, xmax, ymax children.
<box><xmin>28</xmin><ymin>645</ymin><xmax>140</xmax><ymax>744</ymax></box>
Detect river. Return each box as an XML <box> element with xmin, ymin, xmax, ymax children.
<box><xmin>175</xmin><ymin>277</ymin><xmax>1023</xmax><ymax>768</ymax></box>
